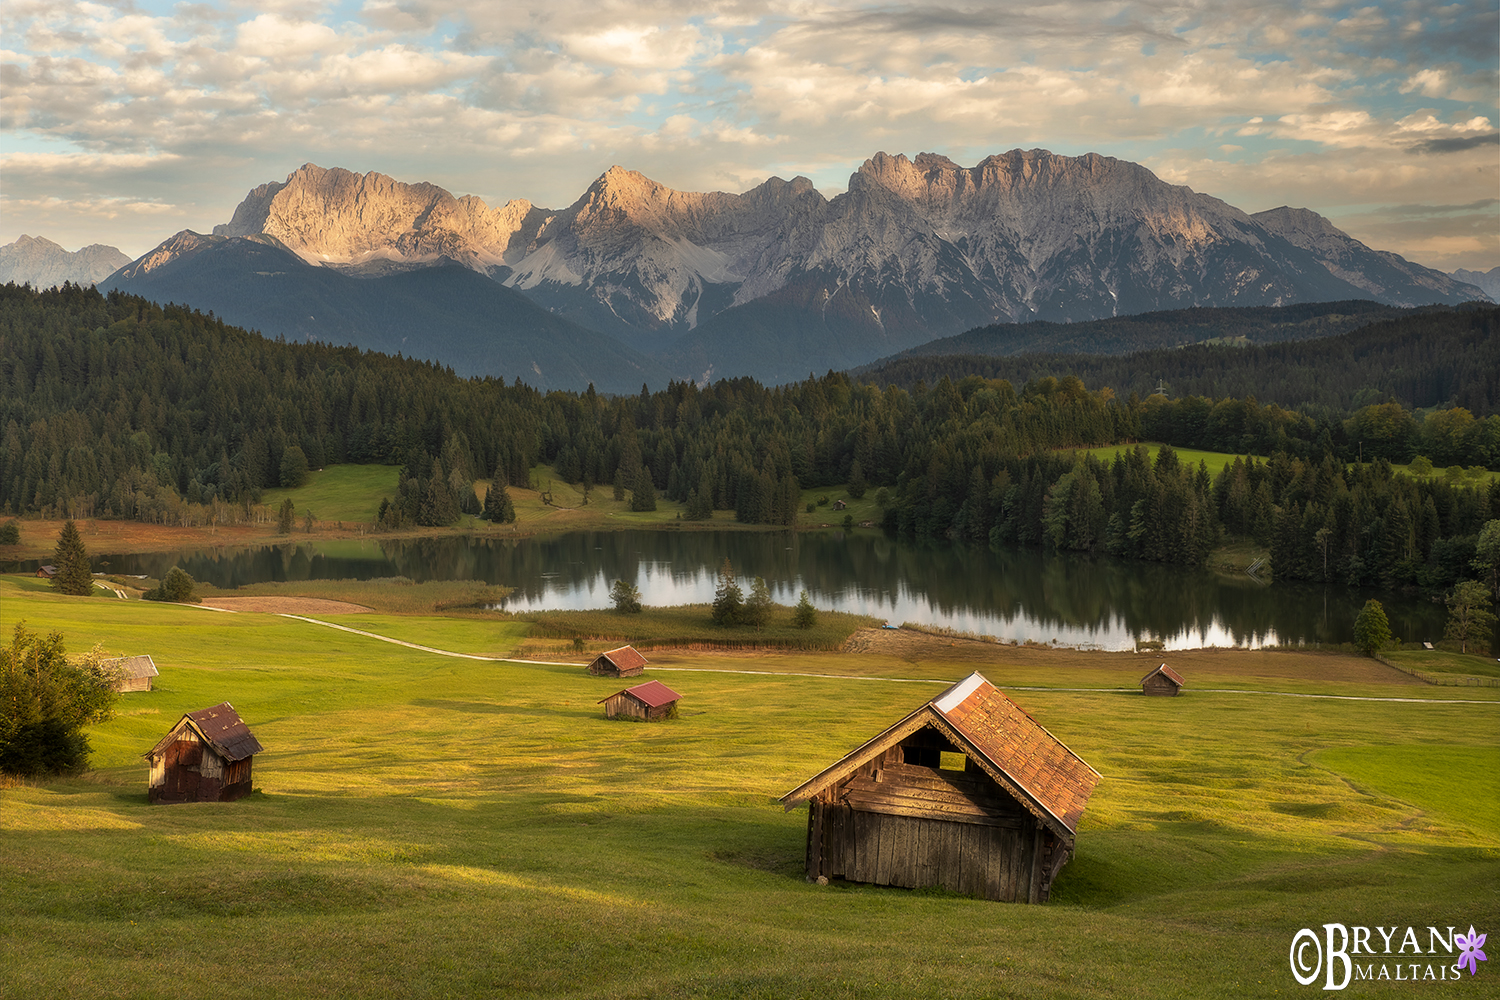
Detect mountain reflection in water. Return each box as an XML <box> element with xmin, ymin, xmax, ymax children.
<box><xmin>53</xmin><ymin>529</ymin><xmax>1458</xmax><ymax>652</ymax></box>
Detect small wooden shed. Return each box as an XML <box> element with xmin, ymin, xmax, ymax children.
<box><xmin>587</xmin><ymin>645</ymin><xmax>648</xmax><ymax>678</ymax></box>
<box><xmin>780</xmin><ymin>672</ymin><xmax>1100</xmax><ymax>903</ymax></box>
<box><xmin>1141</xmin><ymin>663</ymin><xmax>1185</xmax><ymax>696</ymax></box>
<box><xmin>145</xmin><ymin>703</ymin><xmax>263</xmax><ymax>804</ymax></box>
<box><xmin>36</xmin><ymin>565</ymin><xmax>56</xmax><ymax>578</ymax></box>
<box><xmin>600</xmin><ymin>680</ymin><xmax>682</xmax><ymax>721</ymax></box>
<box><xmin>103</xmin><ymin>654</ymin><xmax>159</xmax><ymax>693</ymax></box>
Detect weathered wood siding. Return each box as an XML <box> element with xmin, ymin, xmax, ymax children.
<box><xmin>147</xmin><ymin>728</ymin><xmax>253</xmax><ymax>804</ymax></box>
<box><xmin>801</xmin><ymin>731</ymin><xmax>1071</xmax><ymax>902</ymax></box>
<box><xmin>1142</xmin><ymin>673</ymin><xmax>1180</xmax><ymax>696</ymax></box>
<box><xmin>601</xmin><ymin>693</ymin><xmax>676</xmax><ymax>721</ymax></box>
<box><xmin>119</xmin><ymin>675</ymin><xmax>153</xmax><ymax>693</ymax></box>
<box><xmin>588</xmin><ymin>657</ymin><xmax>644</xmax><ymax>678</ymax></box>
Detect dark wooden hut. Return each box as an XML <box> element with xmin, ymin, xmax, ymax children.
<box><xmin>587</xmin><ymin>645</ymin><xmax>648</xmax><ymax>677</ymax></box>
<box><xmin>36</xmin><ymin>565</ymin><xmax>56</xmax><ymax>578</ymax></box>
<box><xmin>1140</xmin><ymin>663</ymin><xmax>1185</xmax><ymax>696</ymax></box>
<box><xmin>599</xmin><ymin>680</ymin><xmax>681</xmax><ymax>721</ymax></box>
<box><xmin>144</xmin><ymin>703</ymin><xmax>263</xmax><ymax>804</ymax></box>
<box><xmin>779</xmin><ymin>672</ymin><xmax>1099</xmax><ymax>903</ymax></box>
<box><xmin>103</xmin><ymin>654</ymin><xmax>158</xmax><ymax>693</ymax></box>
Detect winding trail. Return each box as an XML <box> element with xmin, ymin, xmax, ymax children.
<box><xmin>269</xmin><ymin>612</ymin><xmax>1500</xmax><ymax>706</ymax></box>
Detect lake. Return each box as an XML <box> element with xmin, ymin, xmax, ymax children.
<box><xmin>30</xmin><ymin>528</ymin><xmax>1464</xmax><ymax>652</ymax></box>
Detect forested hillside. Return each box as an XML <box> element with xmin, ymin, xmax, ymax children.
<box><xmin>861</xmin><ymin>304</ymin><xmax>1500</xmax><ymax>420</ymax></box>
<box><xmin>4</xmin><ymin>283</ymin><xmax>1497</xmax><ymax>588</ymax></box>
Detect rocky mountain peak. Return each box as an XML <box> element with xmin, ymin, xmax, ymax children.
<box><xmin>0</xmin><ymin>235</ymin><xmax>131</xmax><ymax>288</ymax></box>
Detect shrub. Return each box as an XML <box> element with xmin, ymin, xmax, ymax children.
<box><xmin>0</xmin><ymin>520</ymin><xmax>19</xmax><ymax>545</ymax></box>
<box><xmin>610</xmin><ymin>579</ymin><xmax>643</xmax><ymax>614</ymax></box>
<box><xmin>0</xmin><ymin>624</ymin><xmax>118</xmax><ymax>776</ymax></box>
<box><xmin>793</xmin><ymin>590</ymin><xmax>817</xmax><ymax>629</ymax></box>
<box><xmin>144</xmin><ymin>567</ymin><xmax>199</xmax><ymax>604</ymax></box>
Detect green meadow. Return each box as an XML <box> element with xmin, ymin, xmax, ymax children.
<box><xmin>3</xmin><ymin>578</ymin><xmax>1498</xmax><ymax>999</ymax></box>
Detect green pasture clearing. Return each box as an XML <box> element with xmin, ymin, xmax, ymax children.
<box><xmin>230</xmin><ymin>576</ymin><xmax>520</xmax><ymax>616</ymax></box>
<box><xmin>261</xmin><ymin>464</ymin><xmax>400</xmax><ymax>523</ymax></box>
<box><xmin>1065</xmin><ymin>442</ymin><xmax>1243</xmax><ymax>477</ymax></box>
<box><xmin>1383</xmin><ymin>647</ymin><xmax>1500</xmax><ymax>681</ymax></box>
<box><xmin>1311</xmin><ymin>746</ymin><xmax>1500</xmax><ymax>838</ymax></box>
<box><xmin>3</xmin><ymin>580</ymin><xmax>1498</xmax><ymax>999</ymax></box>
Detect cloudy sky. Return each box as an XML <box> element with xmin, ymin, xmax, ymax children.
<box><xmin>3</xmin><ymin>0</ymin><xmax>1496</xmax><ymax>270</ymax></box>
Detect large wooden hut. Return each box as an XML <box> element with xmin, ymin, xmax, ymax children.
<box><xmin>103</xmin><ymin>654</ymin><xmax>158</xmax><ymax>693</ymax></box>
<box><xmin>779</xmin><ymin>672</ymin><xmax>1100</xmax><ymax>903</ymax></box>
<box><xmin>587</xmin><ymin>645</ymin><xmax>648</xmax><ymax>678</ymax></box>
<box><xmin>600</xmin><ymin>680</ymin><xmax>681</xmax><ymax>721</ymax></box>
<box><xmin>1140</xmin><ymin>663</ymin><xmax>1185</xmax><ymax>696</ymax></box>
<box><xmin>144</xmin><ymin>703</ymin><xmax>263</xmax><ymax>804</ymax></box>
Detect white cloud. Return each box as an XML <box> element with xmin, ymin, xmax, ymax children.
<box><xmin>1</xmin><ymin>0</ymin><xmax>1495</xmax><ymax>269</ymax></box>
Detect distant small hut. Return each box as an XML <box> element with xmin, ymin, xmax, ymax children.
<box><xmin>145</xmin><ymin>703</ymin><xmax>263</xmax><ymax>804</ymax></box>
<box><xmin>599</xmin><ymin>680</ymin><xmax>681</xmax><ymax>721</ymax></box>
<box><xmin>780</xmin><ymin>672</ymin><xmax>1100</xmax><ymax>903</ymax></box>
<box><xmin>36</xmin><ymin>565</ymin><xmax>56</xmax><ymax>578</ymax></box>
<box><xmin>1140</xmin><ymin>663</ymin><xmax>1185</xmax><ymax>697</ymax></box>
<box><xmin>587</xmin><ymin>645</ymin><xmax>648</xmax><ymax>678</ymax></box>
<box><xmin>103</xmin><ymin>654</ymin><xmax>158</xmax><ymax>693</ymax></box>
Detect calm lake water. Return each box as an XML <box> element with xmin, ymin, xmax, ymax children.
<box><xmin>24</xmin><ymin>528</ymin><xmax>1463</xmax><ymax>652</ymax></box>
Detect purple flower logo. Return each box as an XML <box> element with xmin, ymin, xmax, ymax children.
<box><xmin>1456</xmin><ymin>926</ymin><xmax>1487</xmax><ymax>976</ymax></box>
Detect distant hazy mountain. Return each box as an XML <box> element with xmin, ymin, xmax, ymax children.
<box><xmin>0</xmin><ymin>235</ymin><xmax>131</xmax><ymax>288</ymax></box>
<box><xmin>1452</xmin><ymin>266</ymin><xmax>1500</xmax><ymax>300</ymax></box>
<box><xmin>99</xmin><ymin>232</ymin><xmax>670</xmax><ymax>394</ymax></box>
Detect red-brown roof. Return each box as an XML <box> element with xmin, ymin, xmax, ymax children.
<box><xmin>1141</xmin><ymin>663</ymin><xmax>1185</xmax><ymax>687</ymax></box>
<box><xmin>147</xmin><ymin>702</ymin><xmax>263</xmax><ymax>762</ymax></box>
<box><xmin>780</xmin><ymin>672</ymin><xmax>1100</xmax><ymax>841</ymax></box>
<box><xmin>599</xmin><ymin>646</ymin><xmax>648</xmax><ymax>672</ymax></box>
<box><xmin>599</xmin><ymin>680</ymin><xmax>681</xmax><ymax>708</ymax></box>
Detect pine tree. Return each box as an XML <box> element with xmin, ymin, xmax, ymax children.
<box><xmin>277</xmin><ymin>498</ymin><xmax>295</xmax><ymax>534</ymax></box>
<box><xmin>743</xmin><ymin>576</ymin><xmax>772</xmax><ymax>629</ymax></box>
<box><xmin>711</xmin><ymin>558</ymin><xmax>742</xmax><ymax>626</ymax></box>
<box><xmin>51</xmin><ymin>520</ymin><xmax>92</xmax><ymax>596</ymax></box>
<box><xmin>793</xmin><ymin>590</ymin><xmax>818</xmax><ymax>629</ymax></box>
<box><xmin>631</xmin><ymin>467</ymin><xmax>657</xmax><ymax>512</ymax></box>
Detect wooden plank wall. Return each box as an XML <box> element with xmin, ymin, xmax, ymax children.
<box><xmin>807</xmin><ymin>799</ymin><xmax>1059</xmax><ymax>902</ymax></box>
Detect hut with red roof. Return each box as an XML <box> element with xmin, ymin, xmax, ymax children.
<box><xmin>1140</xmin><ymin>663</ymin><xmax>1185</xmax><ymax>696</ymax></box>
<box><xmin>779</xmin><ymin>672</ymin><xmax>1100</xmax><ymax>903</ymax></box>
<box><xmin>587</xmin><ymin>645</ymin><xmax>648</xmax><ymax>678</ymax></box>
<box><xmin>599</xmin><ymin>680</ymin><xmax>681</xmax><ymax>721</ymax></box>
<box><xmin>144</xmin><ymin>703</ymin><xmax>263</xmax><ymax>804</ymax></box>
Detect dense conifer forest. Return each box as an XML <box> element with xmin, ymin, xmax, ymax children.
<box><xmin>3</xmin><ymin>282</ymin><xmax>1497</xmax><ymax>588</ymax></box>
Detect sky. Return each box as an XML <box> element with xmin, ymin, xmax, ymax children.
<box><xmin>2</xmin><ymin>0</ymin><xmax>1497</xmax><ymax>270</ymax></box>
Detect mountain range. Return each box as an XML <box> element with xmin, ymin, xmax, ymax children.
<box><xmin>14</xmin><ymin>149</ymin><xmax>1494</xmax><ymax>389</ymax></box>
<box><xmin>0</xmin><ymin>235</ymin><xmax>130</xmax><ymax>288</ymax></box>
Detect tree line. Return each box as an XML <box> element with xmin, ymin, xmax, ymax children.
<box><xmin>3</xmin><ymin>282</ymin><xmax>1498</xmax><ymax>589</ymax></box>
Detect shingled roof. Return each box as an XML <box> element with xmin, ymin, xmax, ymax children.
<box><xmin>598</xmin><ymin>646</ymin><xmax>648</xmax><ymax>673</ymax></box>
<box><xmin>598</xmin><ymin>680</ymin><xmax>680</xmax><ymax>708</ymax></box>
<box><xmin>1141</xmin><ymin>663</ymin><xmax>1185</xmax><ymax>688</ymax></box>
<box><xmin>147</xmin><ymin>703</ymin><xmax>264</xmax><ymax>763</ymax></box>
<box><xmin>780</xmin><ymin>672</ymin><xmax>1100</xmax><ymax>841</ymax></box>
<box><xmin>103</xmin><ymin>654</ymin><xmax>158</xmax><ymax>680</ymax></box>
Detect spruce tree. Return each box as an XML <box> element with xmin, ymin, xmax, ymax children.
<box><xmin>711</xmin><ymin>558</ymin><xmax>742</xmax><ymax>626</ymax></box>
<box><xmin>51</xmin><ymin>521</ymin><xmax>92</xmax><ymax>596</ymax></box>
<box><xmin>793</xmin><ymin>590</ymin><xmax>818</xmax><ymax>629</ymax></box>
<box><xmin>743</xmin><ymin>577</ymin><xmax>772</xmax><ymax>629</ymax></box>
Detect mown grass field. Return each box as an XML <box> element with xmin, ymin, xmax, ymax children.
<box><xmin>3</xmin><ymin>578</ymin><xmax>1498</xmax><ymax>999</ymax></box>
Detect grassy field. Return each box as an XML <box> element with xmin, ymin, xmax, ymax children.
<box><xmin>1384</xmin><ymin>647</ymin><xmax>1500</xmax><ymax>682</ymax></box>
<box><xmin>3</xmin><ymin>578</ymin><xmax>1498</xmax><ymax>999</ymax></box>
<box><xmin>261</xmin><ymin>465</ymin><xmax>402</xmax><ymax>523</ymax></box>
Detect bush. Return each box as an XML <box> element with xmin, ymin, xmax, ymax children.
<box><xmin>0</xmin><ymin>520</ymin><xmax>19</xmax><ymax>545</ymax></box>
<box><xmin>144</xmin><ymin>567</ymin><xmax>199</xmax><ymax>604</ymax></box>
<box><xmin>0</xmin><ymin>624</ymin><xmax>118</xmax><ymax>776</ymax></box>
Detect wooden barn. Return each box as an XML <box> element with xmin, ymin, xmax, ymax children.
<box><xmin>1140</xmin><ymin>663</ymin><xmax>1185</xmax><ymax>696</ymax></box>
<box><xmin>36</xmin><ymin>565</ymin><xmax>56</xmax><ymax>578</ymax></box>
<box><xmin>779</xmin><ymin>672</ymin><xmax>1100</xmax><ymax>903</ymax></box>
<box><xmin>144</xmin><ymin>703</ymin><xmax>263</xmax><ymax>804</ymax></box>
<box><xmin>599</xmin><ymin>680</ymin><xmax>681</xmax><ymax>721</ymax></box>
<box><xmin>103</xmin><ymin>654</ymin><xmax>158</xmax><ymax>693</ymax></box>
<box><xmin>587</xmin><ymin>645</ymin><xmax>648</xmax><ymax>678</ymax></box>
